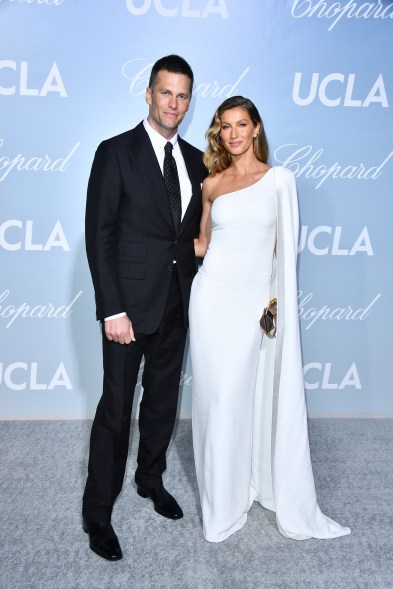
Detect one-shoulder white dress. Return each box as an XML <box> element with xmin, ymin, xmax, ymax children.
<box><xmin>189</xmin><ymin>167</ymin><xmax>350</xmax><ymax>543</ymax></box>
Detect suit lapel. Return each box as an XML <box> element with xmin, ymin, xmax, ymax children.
<box><xmin>128</xmin><ymin>123</ymin><xmax>174</xmax><ymax>230</ymax></box>
<box><xmin>178</xmin><ymin>138</ymin><xmax>201</xmax><ymax>232</ymax></box>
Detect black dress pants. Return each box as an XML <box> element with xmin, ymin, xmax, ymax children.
<box><xmin>82</xmin><ymin>271</ymin><xmax>187</xmax><ymax>523</ymax></box>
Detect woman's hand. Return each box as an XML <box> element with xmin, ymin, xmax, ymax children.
<box><xmin>194</xmin><ymin>237</ymin><xmax>207</xmax><ymax>258</ymax></box>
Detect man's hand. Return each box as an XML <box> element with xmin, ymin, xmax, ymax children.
<box><xmin>104</xmin><ymin>315</ymin><xmax>135</xmax><ymax>344</ymax></box>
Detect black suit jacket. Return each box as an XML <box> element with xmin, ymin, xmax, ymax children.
<box><xmin>85</xmin><ymin>122</ymin><xmax>207</xmax><ymax>333</ymax></box>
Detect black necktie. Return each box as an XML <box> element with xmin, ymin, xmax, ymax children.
<box><xmin>163</xmin><ymin>141</ymin><xmax>182</xmax><ymax>233</ymax></box>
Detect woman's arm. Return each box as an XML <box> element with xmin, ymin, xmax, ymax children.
<box><xmin>194</xmin><ymin>179</ymin><xmax>213</xmax><ymax>258</ymax></box>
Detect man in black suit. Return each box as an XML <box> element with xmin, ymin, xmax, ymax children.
<box><xmin>82</xmin><ymin>55</ymin><xmax>206</xmax><ymax>561</ymax></box>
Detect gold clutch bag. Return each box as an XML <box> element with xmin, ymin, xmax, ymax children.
<box><xmin>260</xmin><ymin>298</ymin><xmax>277</xmax><ymax>338</ymax></box>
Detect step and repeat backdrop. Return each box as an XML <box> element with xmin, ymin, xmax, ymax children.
<box><xmin>1</xmin><ymin>0</ymin><xmax>392</xmax><ymax>418</ymax></box>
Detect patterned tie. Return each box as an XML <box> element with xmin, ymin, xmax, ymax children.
<box><xmin>163</xmin><ymin>141</ymin><xmax>182</xmax><ymax>233</ymax></box>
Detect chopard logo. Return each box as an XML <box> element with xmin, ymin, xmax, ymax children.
<box><xmin>0</xmin><ymin>139</ymin><xmax>80</xmax><ymax>181</ymax></box>
<box><xmin>134</xmin><ymin>358</ymin><xmax>363</xmax><ymax>392</ymax></box>
<box><xmin>0</xmin><ymin>0</ymin><xmax>64</xmax><ymax>4</ymax></box>
<box><xmin>122</xmin><ymin>59</ymin><xmax>250</xmax><ymax>98</ymax></box>
<box><xmin>136</xmin><ymin>358</ymin><xmax>193</xmax><ymax>390</ymax></box>
<box><xmin>291</xmin><ymin>0</ymin><xmax>393</xmax><ymax>31</ymax></box>
<box><xmin>298</xmin><ymin>291</ymin><xmax>381</xmax><ymax>329</ymax></box>
<box><xmin>274</xmin><ymin>144</ymin><xmax>393</xmax><ymax>189</ymax></box>
<box><xmin>0</xmin><ymin>290</ymin><xmax>82</xmax><ymax>328</ymax></box>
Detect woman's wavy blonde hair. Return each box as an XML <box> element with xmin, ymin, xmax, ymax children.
<box><xmin>203</xmin><ymin>96</ymin><xmax>269</xmax><ymax>175</ymax></box>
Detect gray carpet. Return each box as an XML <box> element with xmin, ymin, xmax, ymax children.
<box><xmin>1</xmin><ymin>419</ymin><xmax>392</xmax><ymax>589</ymax></box>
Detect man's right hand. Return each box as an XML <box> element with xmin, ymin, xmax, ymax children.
<box><xmin>104</xmin><ymin>315</ymin><xmax>135</xmax><ymax>344</ymax></box>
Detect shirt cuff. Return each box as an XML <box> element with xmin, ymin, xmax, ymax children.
<box><xmin>104</xmin><ymin>312</ymin><xmax>127</xmax><ymax>321</ymax></box>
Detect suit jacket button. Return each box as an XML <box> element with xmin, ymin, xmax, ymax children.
<box><xmin>167</xmin><ymin>264</ymin><xmax>173</xmax><ymax>272</ymax></box>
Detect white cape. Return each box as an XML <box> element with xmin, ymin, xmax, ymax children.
<box><xmin>252</xmin><ymin>167</ymin><xmax>351</xmax><ymax>539</ymax></box>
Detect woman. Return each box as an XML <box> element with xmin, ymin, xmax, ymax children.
<box><xmin>189</xmin><ymin>96</ymin><xmax>350</xmax><ymax>543</ymax></box>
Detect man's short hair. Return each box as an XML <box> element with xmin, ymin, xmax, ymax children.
<box><xmin>149</xmin><ymin>55</ymin><xmax>194</xmax><ymax>95</ymax></box>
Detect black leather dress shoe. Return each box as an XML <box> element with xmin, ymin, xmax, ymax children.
<box><xmin>137</xmin><ymin>484</ymin><xmax>183</xmax><ymax>520</ymax></box>
<box><xmin>82</xmin><ymin>518</ymin><xmax>123</xmax><ymax>561</ymax></box>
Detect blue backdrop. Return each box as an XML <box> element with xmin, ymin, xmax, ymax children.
<box><xmin>1</xmin><ymin>0</ymin><xmax>392</xmax><ymax>418</ymax></box>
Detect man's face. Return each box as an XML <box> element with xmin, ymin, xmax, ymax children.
<box><xmin>146</xmin><ymin>70</ymin><xmax>191</xmax><ymax>139</ymax></box>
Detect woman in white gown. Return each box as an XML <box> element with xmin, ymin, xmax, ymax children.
<box><xmin>189</xmin><ymin>96</ymin><xmax>350</xmax><ymax>543</ymax></box>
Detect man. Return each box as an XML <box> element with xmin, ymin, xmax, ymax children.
<box><xmin>82</xmin><ymin>55</ymin><xmax>207</xmax><ymax>561</ymax></box>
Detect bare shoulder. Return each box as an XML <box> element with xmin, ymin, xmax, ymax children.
<box><xmin>202</xmin><ymin>174</ymin><xmax>220</xmax><ymax>200</ymax></box>
<box><xmin>203</xmin><ymin>174</ymin><xmax>219</xmax><ymax>188</ymax></box>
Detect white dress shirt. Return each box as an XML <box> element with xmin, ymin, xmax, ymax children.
<box><xmin>105</xmin><ymin>119</ymin><xmax>193</xmax><ymax>322</ymax></box>
<box><xmin>142</xmin><ymin>118</ymin><xmax>193</xmax><ymax>218</ymax></box>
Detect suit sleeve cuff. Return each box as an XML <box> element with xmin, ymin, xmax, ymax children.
<box><xmin>104</xmin><ymin>312</ymin><xmax>127</xmax><ymax>321</ymax></box>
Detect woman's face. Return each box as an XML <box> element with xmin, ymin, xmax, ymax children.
<box><xmin>219</xmin><ymin>107</ymin><xmax>259</xmax><ymax>157</ymax></box>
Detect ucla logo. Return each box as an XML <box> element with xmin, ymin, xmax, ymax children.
<box><xmin>125</xmin><ymin>0</ymin><xmax>228</xmax><ymax>18</ymax></box>
<box><xmin>304</xmin><ymin>362</ymin><xmax>361</xmax><ymax>390</ymax></box>
<box><xmin>0</xmin><ymin>61</ymin><xmax>67</xmax><ymax>97</ymax></box>
<box><xmin>298</xmin><ymin>226</ymin><xmax>373</xmax><ymax>256</ymax></box>
<box><xmin>0</xmin><ymin>220</ymin><xmax>70</xmax><ymax>251</ymax></box>
<box><xmin>0</xmin><ymin>362</ymin><xmax>72</xmax><ymax>390</ymax></box>
<box><xmin>293</xmin><ymin>73</ymin><xmax>388</xmax><ymax>107</ymax></box>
